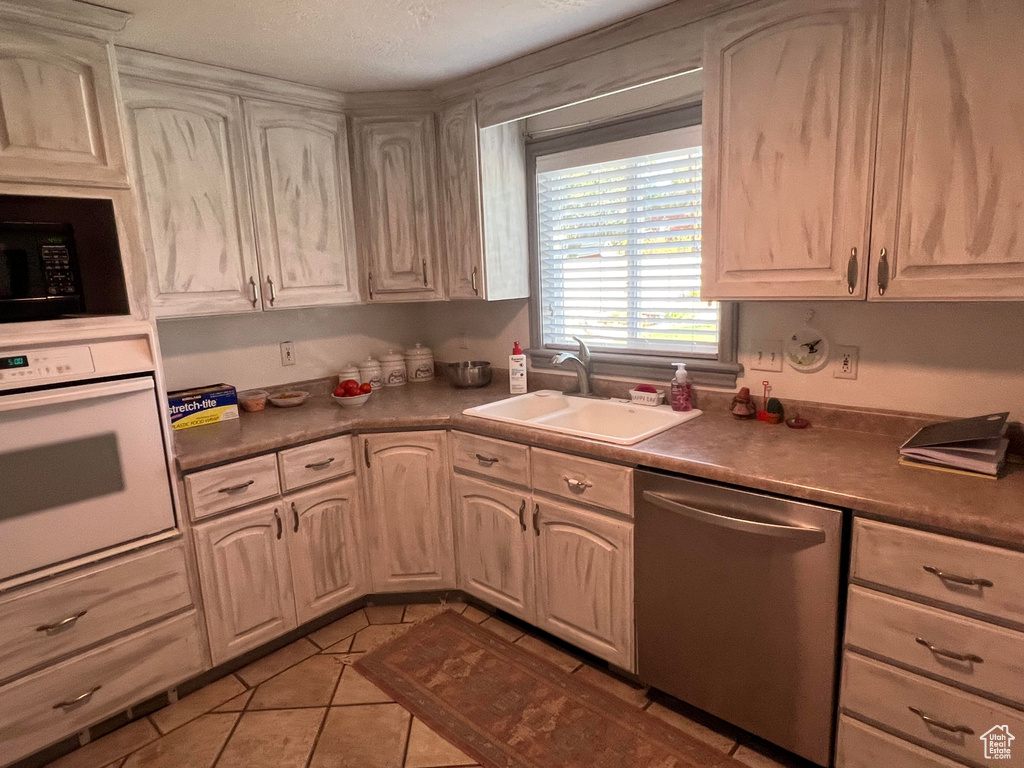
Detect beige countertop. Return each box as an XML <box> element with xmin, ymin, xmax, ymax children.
<box><xmin>173</xmin><ymin>380</ymin><xmax>1024</xmax><ymax>550</ymax></box>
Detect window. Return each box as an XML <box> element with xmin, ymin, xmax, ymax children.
<box><xmin>530</xmin><ymin>109</ymin><xmax>734</xmax><ymax>377</ymax></box>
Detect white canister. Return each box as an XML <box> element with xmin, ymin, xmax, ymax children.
<box><xmin>358</xmin><ymin>356</ymin><xmax>384</xmax><ymax>391</ymax></box>
<box><xmin>380</xmin><ymin>351</ymin><xmax>407</xmax><ymax>387</ymax></box>
<box><xmin>338</xmin><ymin>364</ymin><xmax>360</xmax><ymax>385</ymax></box>
<box><xmin>404</xmin><ymin>343</ymin><xmax>434</xmax><ymax>383</ymax></box>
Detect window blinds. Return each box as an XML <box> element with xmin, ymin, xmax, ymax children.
<box><xmin>536</xmin><ymin>125</ymin><xmax>718</xmax><ymax>357</ymax></box>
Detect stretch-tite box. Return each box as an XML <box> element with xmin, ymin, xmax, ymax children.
<box><xmin>167</xmin><ymin>383</ymin><xmax>238</xmax><ymax>430</ymax></box>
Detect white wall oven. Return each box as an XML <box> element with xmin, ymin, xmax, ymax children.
<box><xmin>0</xmin><ymin>323</ymin><xmax>176</xmax><ymax>582</ymax></box>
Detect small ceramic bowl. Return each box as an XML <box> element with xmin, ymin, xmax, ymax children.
<box><xmin>268</xmin><ymin>391</ymin><xmax>309</xmax><ymax>408</ymax></box>
<box><xmin>332</xmin><ymin>392</ymin><xmax>371</xmax><ymax>408</ymax></box>
<box><xmin>237</xmin><ymin>389</ymin><xmax>269</xmax><ymax>412</ymax></box>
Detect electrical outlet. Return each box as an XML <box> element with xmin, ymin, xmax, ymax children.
<box><xmin>834</xmin><ymin>345</ymin><xmax>859</xmax><ymax>379</ymax></box>
<box><xmin>280</xmin><ymin>341</ymin><xmax>296</xmax><ymax>366</ymax></box>
<box><xmin>750</xmin><ymin>341</ymin><xmax>783</xmax><ymax>372</ymax></box>
<box><xmin>459</xmin><ymin>332</ymin><xmax>469</xmax><ymax>350</ymax></box>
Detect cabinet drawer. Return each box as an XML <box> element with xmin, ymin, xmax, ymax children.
<box><xmin>846</xmin><ymin>586</ymin><xmax>1024</xmax><ymax>705</ymax></box>
<box><xmin>279</xmin><ymin>436</ymin><xmax>355</xmax><ymax>492</ymax></box>
<box><xmin>0</xmin><ymin>543</ymin><xmax>191</xmax><ymax>683</ymax></box>
<box><xmin>185</xmin><ymin>454</ymin><xmax>280</xmax><ymax>520</ymax></box>
<box><xmin>841</xmin><ymin>652</ymin><xmax>1024</xmax><ymax>767</ymax></box>
<box><xmin>852</xmin><ymin>519</ymin><xmax>1024</xmax><ymax>626</ymax></box>
<box><xmin>0</xmin><ymin>611</ymin><xmax>204</xmax><ymax>766</ymax></box>
<box><xmin>451</xmin><ymin>432</ymin><xmax>530</xmax><ymax>487</ymax></box>
<box><xmin>837</xmin><ymin>715</ymin><xmax>964</xmax><ymax>768</ymax></box>
<box><xmin>531</xmin><ymin>448</ymin><xmax>632</xmax><ymax>515</ymax></box>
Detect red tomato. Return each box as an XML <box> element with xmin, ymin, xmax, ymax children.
<box><xmin>340</xmin><ymin>379</ymin><xmax>359</xmax><ymax>390</ymax></box>
<box><xmin>359</xmin><ymin>382</ymin><xmax>373</xmax><ymax>394</ymax></box>
<box><xmin>343</xmin><ymin>381</ymin><xmax>361</xmax><ymax>397</ymax></box>
<box><xmin>333</xmin><ymin>384</ymin><xmax>346</xmax><ymax>397</ymax></box>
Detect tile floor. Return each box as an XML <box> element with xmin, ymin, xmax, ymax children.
<box><xmin>44</xmin><ymin>600</ymin><xmax>811</xmax><ymax>768</ymax></box>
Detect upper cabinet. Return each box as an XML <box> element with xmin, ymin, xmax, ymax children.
<box><xmin>352</xmin><ymin>114</ymin><xmax>444</xmax><ymax>302</ymax></box>
<box><xmin>245</xmin><ymin>100</ymin><xmax>360</xmax><ymax>308</ymax></box>
<box><xmin>868</xmin><ymin>0</ymin><xmax>1024</xmax><ymax>300</ymax></box>
<box><xmin>701</xmin><ymin>0</ymin><xmax>881</xmax><ymax>300</ymax></box>
<box><xmin>0</xmin><ymin>25</ymin><xmax>127</xmax><ymax>187</ymax></box>
<box><xmin>120</xmin><ymin>78</ymin><xmax>261</xmax><ymax>317</ymax></box>
<box><xmin>439</xmin><ymin>100</ymin><xmax>529</xmax><ymax>301</ymax></box>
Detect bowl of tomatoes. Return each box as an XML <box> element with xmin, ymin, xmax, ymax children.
<box><xmin>332</xmin><ymin>379</ymin><xmax>373</xmax><ymax>407</ymax></box>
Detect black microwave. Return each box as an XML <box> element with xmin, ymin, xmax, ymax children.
<box><xmin>0</xmin><ymin>222</ymin><xmax>84</xmax><ymax>322</ymax></box>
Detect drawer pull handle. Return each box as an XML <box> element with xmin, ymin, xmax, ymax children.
<box><xmin>54</xmin><ymin>686</ymin><xmax>101</xmax><ymax>710</ymax></box>
<box><xmin>915</xmin><ymin>637</ymin><xmax>983</xmax><ymax>664</ymax></box>
<box><xmin>533</xmin><ymin>503</ymin><xmax>541</xmax><ymax>537</ymax></box>
<box><xmin>274</xmin><ymin>509</ymin><xmax>282</xmax><ymax>540</ymax></box>
<box><xmin>218</xmin><ymin>479</ymin><xmax>255</xmax><ymax>494</ymax></box>
<box><xmin>37</xmin><ymin>610</ymin><xmax>88</xmax><ymax>634</ymax></box>
<box><xmin>908</xmin><ymin>706</ymin><xmax>974</xmax><ymax>735</ymax></box>
<box><xmin>564</xmin><ymin>476</ymin><xmax>593</xmax><ymax>493</ymax></box>
<box><xmin>518</xmin><ymin>499</ymin><xmax>526</xmax><ymax>532</ymax></box>
<box><xmin>291</xmin><ymin>501</ymin><xmax>300</xmax><ymax>533</ymax></box>
<box><xmin>476</xmin><ymin>454</ymin><xmax>500</xmax><ymax>467</ymax></box>
<box><xmin>923</xmin><ymin>565</ymin><xmax>993</xmax><ymax>588</ymax></box>
<box><xmin>304</xmin><ymin>457</ymin><xmax>335</xmax><ymax>470</ymax></box>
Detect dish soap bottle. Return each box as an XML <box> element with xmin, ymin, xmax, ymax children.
<box><xmin>509</xmin><ymin>341</ymin><xmax>527</xmax><ymax>394</ymax></box>
<box><xmin>670</xmin><ymin>363</ymin><xmax>693</xmax><ymax>412</ymax></box>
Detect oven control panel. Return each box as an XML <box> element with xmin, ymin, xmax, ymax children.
<box><xmin>0</xmin><ymin>345</ymin><xmax>95</xmax><ymax>385</ymax></box>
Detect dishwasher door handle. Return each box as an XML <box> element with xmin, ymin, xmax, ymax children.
<box><xmin>642</xmin><ymin>491</ymin><xmax>827</xmax><ymax>543</ymax></box>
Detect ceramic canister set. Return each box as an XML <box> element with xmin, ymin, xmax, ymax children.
<box><xmin>340</xmin><ymin>343</ymin><xmax>434</xmax><ymax>389</ymax></box>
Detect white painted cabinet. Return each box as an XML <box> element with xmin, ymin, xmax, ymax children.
<box><xmin>0</xmin><ymin>25</ymin><xmax>127</xmax><ymax>187</ymax></box>
<box><xmin>286</xmin><ymin>477</ymin><xmax>366</xmax><ymax>625</ymax></box>
<box><xmin>193</xmin><ymin>500</ymin><xmax>296</xmax><ymax>666</ymax></box>
<box><xmin>701</xmin><ymin>0</ymin><xmax>881</xmax><ymax>300</ymax></box>
<box><xmin>533</xmin><ymin>498</ymin><xmax>634</xmax><ymax>670</ymax></box>
<box><xmin>245</xmin><ymin>100</ymin><xmax>361</xmax><ymax>309</ymax></box>
<box><xmin>352</xmin><ymin>114</ymin><xmax>444</xmax><ymax>302</ymax></box>
<box><xmin>120</xmin><ymin>77</ymin><xmax>261</xmax><ymax>318</ymax></box>
<box><xmin>868</xmin><ymin>0</ymin><xmax>1024</xmax><ymax>300</ymax></box>
<box><xmin>438</xmin><ymin>100</ymin><xmax>529</xmax><ymax>301</ymax></box>
<box><xmin>454</xmin><ymin>475</ymin><xmax>534</xmax><ymax>622</ymax></box>
<box><xmin>362</xmin><ymin>431</ymin><xmax>455</xmax><ymax>591</ymax></box>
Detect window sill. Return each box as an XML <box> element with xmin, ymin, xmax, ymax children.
<box><xmin>526</xmin><ymin>348</ymin><xmax>742</xmax><ymax>388</ymax></box>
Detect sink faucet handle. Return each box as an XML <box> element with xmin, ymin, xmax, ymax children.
<box><xmin>571</xmin><ymin>336</ymin><xmax>592</xmax><ymax>369</ymax></box>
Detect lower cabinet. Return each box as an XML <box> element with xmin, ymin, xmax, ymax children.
<box><xmin>362</xmin><ymin>431</ymin><xmax>456</xmax><ymax>592</ymax></box>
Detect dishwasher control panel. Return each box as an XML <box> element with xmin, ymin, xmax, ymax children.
<box><xmin>0</xmin><ymin>345</ymin><xmax>95</xmax><ymax>388</ymax></box>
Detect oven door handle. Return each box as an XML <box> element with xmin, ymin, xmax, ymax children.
<box><xmin>0</xmin><ymin>377</ymin><xmax>154</xmax><ymax>413</ymax></box>
<box><xmin>642</xmin><ymin>491</ymin><xmax>826</xmax><ymax>543</ymax></box>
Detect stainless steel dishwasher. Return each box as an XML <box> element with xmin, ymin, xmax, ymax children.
<box><xmin>635</xmin><ymin>470</ymin><xmax>844</xmax><ymax>767</ymax></box>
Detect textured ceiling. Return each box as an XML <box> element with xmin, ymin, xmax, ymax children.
<box><xmin>99</xmin><ymin>0</ymin><xmax>675</xmax><ymax>91</ymax></box>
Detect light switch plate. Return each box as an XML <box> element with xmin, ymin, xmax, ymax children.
<box><xmin>280</xmin><ymin>341</ymin><xmax>296</xmax><ymax>366</ymax></box>
<box><xmin>750</xmin><ymin>341</ymin><xmax>783</xmax><ymax>372</ymax></box>
<box><xmin>834</xmin><ymin>345</ymin><xmax>858</xmax><ymax>379</ymax></box>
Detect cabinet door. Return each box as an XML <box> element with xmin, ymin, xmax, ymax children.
<box><xmin>352</xmin><ymin>115</ymin><xmax>443</xmax><ymax>302</ymax></box>
<box><xmin>363</xmin><ymin>431</ymin><xmax>455</xmax><ymax>591</ymax></box>
<box><xmin>534</xmin><ymin>498</ymin><xmax>634</xmax><ymax>670</ymax></box>
<box><xmin>701</xmin><ymin>0</ymin><xmax>881</xmax><ymax>300</ymax></box>
<box><xmin>0</xmin><ymin>25</ymin><xmax>126</xmax><ymax>186</ymax></box>
<box><xmin>286</xmin><ymin>476</ymin><xmax>366</xmax><ymax>625</ymax></box>
<box><xmin>439</xmin><ymin>100</ymin><xmax>484</xmax><ymax>300</ymax></box>
<box><xmin>245</xmin><ymin>100</ymin><xmax>360</xmax><ymax>309</ymax></box>
<box><xmin>121</xmin><ymin>78</ymin><xmax>261</xmax><ymax>318</ymax></box>
<box><xmin>868</xmin><ymin>0</ymin><xmax>1024</xmax><ymax>300</ymax></box>
<box><xmin>454</xmin><ymin>476</ymin><xmax>534</xmax><ymax>622</ymax></box>
<box><xmin>193</xmin><ymin>501</ymin><xmax>296</xmax><ymax>666</ymax></box>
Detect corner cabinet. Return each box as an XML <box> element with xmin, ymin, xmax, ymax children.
<box><xmin>439</xmin><ymin>100</ymin><xmax>529</xmax><ymax>301</ymax></box>
<box><xmin>361</xmin><ymin>431</ymin><xmax>455</xmax><ymax>591</ymax></box>
<box><xmin>701</xmin><ymin>0</ymin><xmax>881</xmax><ymax>300</ymax></box>
<box><xmin>0</xmin><ymin>24</ymin><xmax>127</xmax><ymax>187</ymax></box>
<box><xmin>352</xmin><ymin>114</ymin><xmax>445</xmax><ymax>302</ymax></box>
<box><xmin>120</xmin><ymin>77</ymin><xmax>262</xmax><ymax>317</ymax></box>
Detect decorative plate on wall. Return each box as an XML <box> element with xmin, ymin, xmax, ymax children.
<box><xmin>785</xmin><ymin>316</ymin><xmax>830</xmax><ymax>373</ymax></box>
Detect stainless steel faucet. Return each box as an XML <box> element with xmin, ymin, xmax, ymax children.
<box><xmin>551</xmin><ymin>336</ymin><xmax>596</xmax><ymax>397</ymax></box>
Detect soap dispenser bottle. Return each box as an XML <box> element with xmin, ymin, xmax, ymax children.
<box><xmin>670</xmin><ymin>363</ymin><xmax>693</xmax><ymax>412</ymax></box>
<box><xmin>509</xmin><ymin>341</ymin><xmax>527</xmax><ymax>394</ymax></box>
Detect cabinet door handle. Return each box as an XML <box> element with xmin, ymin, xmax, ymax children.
<box><xmin>53</xmin><ymin>686</ymin><xmax>101</xmax><ymax>710</ymax></box>
<box><xmin>304</xmin><ymin>457</ymin><xmax>335</xmax><ymax>470</ymax></box>
<box><xmin>877</xmin><ymin>247</ymin><xmax>890</xmax><ymax>296</ymax></box>
<box><xmin>218</xmin><ymin>479</ymin><xmax>254</xmax><ymax>494</ymax></box>
<box><xmin>471</xmin><ymin>266</ymin><xmax>479</xmax><ymax>295</ymax></box>
<box><xmin>563</xmin><ymin>476</ymin><xmax>593</xmax><ymax>494</ymax></box>
<box><xmin>422</xmin><ymin>260</ymin><xmax>428</xmax><ymax>287</ymax></box>
<box><xmin>37</xmin><ymin>610</ymin><xmax>88</xmax><ymax>634</ymax></box>
<box><xmin>291</xmin><ymin>501</ymin><xmax>300</xmax><ymax>532</ymax></box>
<box><xmin>518</xmin><ymin>499</ymin><xmax>526</xmax><ymax>532</ymax></box>
<box><xmin>908</xmin><ymin>706</ymin><xmax>974</xmax><ymax>735</ymax></box>
<box><xmin>915</xmin><ymin>637</ymin><xmax>983</xmax><ymax>664</ymax></box>
<box><xmin>274</xmin><ymin>509</ymin><xmax>282</xmax><ymax>539</ymax></box>
<box><xmin>847</xmin><ymin>247</ymin><xmax>858</xmax><ymax>294</ymax></box>
<box><xmin>368</xmin><ymin>271</ymin><xmax>374</xmax><ymax>300</ymax></box>
<box><xmin>475</xmin><ymin>454</ymin><xmax>499</xmax><ymax>467</ymax></box>
<box><xmin>364</xmin><ymin>438</ymin><xmax>371</xmax><ymax>468</ymax></box>
<box><xmin>248</xmin><ymin>276</ymin><xmax>259</xmax><ymax>307</ymax></box>
<box><xmin>267</xmin><ymin>276</ymin><xmax>277</xmax><ymax>306</ymax></box>
<box><xmin>923</xmin><ymin>565</ymin><xmax>993</xmax><ymax>588</ymax></box>
<box><xmin>532</xmin><ymin>503</ymin><xmax>540</xmax><ymax>536</ymax></box>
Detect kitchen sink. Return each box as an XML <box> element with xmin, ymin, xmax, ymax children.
<box><xmin>462</xmin><ymin>390</ymin><xmax>701</xmax><ymax>445</ymax></box>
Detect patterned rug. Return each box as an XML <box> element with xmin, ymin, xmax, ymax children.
<box><xmin>355</xmin><ymin>611</ymin><xmax>741</xmax><ymax>768</ymax></box>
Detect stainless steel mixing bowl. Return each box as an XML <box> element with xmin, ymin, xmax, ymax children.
<box><xmin>447</xmin><ymin>361</ymin><xmax>492</xmax><ymax>388</ymax></box>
